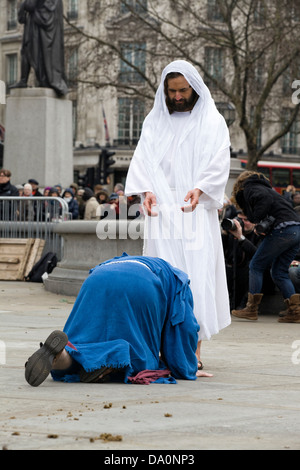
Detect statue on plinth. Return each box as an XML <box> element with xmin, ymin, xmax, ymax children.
<box><xmin>11</xmin><ymin>0</ymin><xmax>68</xmax><ymax>97</ymax></box>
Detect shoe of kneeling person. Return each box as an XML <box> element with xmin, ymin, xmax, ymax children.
<box><xmin>25</xmin><ymin>330</ymin><xmax>68</xmax><ymax>387</ymax></box>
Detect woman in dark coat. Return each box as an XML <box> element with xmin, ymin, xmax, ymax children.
<box><xmin>231</xmin><ymin>171</ymin><xmax>300</xmax><ymax>323</ymax></box>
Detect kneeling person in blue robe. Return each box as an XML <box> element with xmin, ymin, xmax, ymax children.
<box><xmin>25</xmin><ymin>254</ymin><xmax>200</xmax><ymax>386</ymax></box>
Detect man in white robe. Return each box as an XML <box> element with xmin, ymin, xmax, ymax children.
<box><xmin>125</xmin><ymin>60</ymin><xmax>231</xmax><ymax>372</ymax></box>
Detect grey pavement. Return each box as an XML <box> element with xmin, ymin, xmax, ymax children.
<box><xmin>1</xmin><ymin>280</ymin><xmax>300</xmax><ymax>451</ymax></box>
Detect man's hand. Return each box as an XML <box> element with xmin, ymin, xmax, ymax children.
<box><xmin>181</xmin><ymin>188</ymin><xmax>203</xmax><ymax>212</ymax></box>
<box><xmin>229</xmin><ymin>219</ymin><xmax>243</xmax><ymax>239</ymax></box>
<box><xmin>143</xmin><ymin>191</ymin><xmax>158</xmax><ymax>216</ymax></box>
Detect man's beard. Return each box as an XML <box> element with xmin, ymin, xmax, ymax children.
<box><xmin>166</xmin><ymin>90</ymin><xmax>198</xmax><ymax>113</ymax></box>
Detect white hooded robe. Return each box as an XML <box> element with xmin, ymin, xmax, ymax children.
<box><xmin>125</xmin><ymin>60</ymin><xmax>231</xmax><ymax>340</ymax></box>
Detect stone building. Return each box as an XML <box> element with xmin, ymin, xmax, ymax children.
<box><xmin>0</xmin><ymin>0</ymin><xmax>299</xmax><ymax>190</ymax></box>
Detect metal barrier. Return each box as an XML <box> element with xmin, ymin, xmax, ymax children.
<box><xmin>0</xmin><ymin>197</ymin><xmax>70</xmax><ymax>261</ymax></box>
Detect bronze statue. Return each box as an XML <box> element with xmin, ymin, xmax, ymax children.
<box><xmin>11</xmin><ymin>0</ymin><xmax>68</xmax><ymax>96</ymax></box>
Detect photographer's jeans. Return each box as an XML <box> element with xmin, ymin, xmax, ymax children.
<box><xmin>249</xmin><ymin>225</ymin><xmax>300</xmax><ymax>299</ymax></box>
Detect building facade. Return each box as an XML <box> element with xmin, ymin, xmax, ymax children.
<box><xmin>0</xmin><ymin>0</ymin><xmax>299</xmax><ymax>190</ymax></box>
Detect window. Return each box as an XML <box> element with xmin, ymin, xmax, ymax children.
<box><xmin>7</xmin><ymin>0</ymin><xmax>17</xmax><ymax>30</ymax></box>
<box><xmin>292</xmin><ymin>169</ymin><xmax>300</xmax><ymax>187</ymax></box>
<box><xmin>204</xmin><ymin>47</ymin><xmax>224</xmax><ymax>88</ymax></box>
<box><xmin>253</xmin><ymin>0</ymin><xmax>265</xmax><ymax>26</ymax></box>
<box><xmin>67</xmin><ymin>48</ymin><xmax>78</xmax><ymax>87</ymax></box>
<box><xmin>120</xmin><ymin>43</ymin><xmax>146</xmax><ymax>83</ymax></box>
<box><xmin>121</xmin><ymin>0</ymin><xmax>147</xmax><ymax>14</ymax></box>
<box><xmin>207</xmin><ymin>0</ymin><xmax>224</xmax><ymax>22</ymax></box>
<box><xmin>67</xmin><ymin>0</ymin><xmax>78</xmax><ymax>20</ymax></box>
<box><xmin>6</xmin><ymin>54</ymin><xmax>18</xmax><ymax>88</ymax></box>
<box><xmin>117</xmin><ymin>98</ymin><xmax>145</xmax><ymax>146</ymax></box>
<box><xmin>281</xmin><ymin>109</ymin><xmax>299</xmax><ymax>155</ymax></box>
<box><xmin>272</xmin><ymin>168</ymin><xmax>290</xmax><ymax>188</ymax></box>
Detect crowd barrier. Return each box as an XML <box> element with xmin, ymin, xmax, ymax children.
<box><xmin>0</xmin><ymin>197</ymin><xmax>70</xmax><ymax>261</ymax></box>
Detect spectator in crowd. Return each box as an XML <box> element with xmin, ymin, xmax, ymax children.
<box><xmin>62</xmin><ymin>188</ymin><xmax>79</xmax><ymax>220</ymax></box>
<box><xmin>43</xmin><ymin>187</ymin><xmax>51</xmax><ymax>196</ymax></box>
<box><xmin>47</xmin><ymin>187</ymin><xmax>61</xmax><ymax>220</ymax></box>
<box><xmin>96</xmin><ymin>189</ymin><xmax>109</xmax><ymax>205</ymax></box>
<box><xmin>16</xmin><ymin>184</ymin><xmax>24</xmax><ymax>196</ymax></box>
<box><xmin>70</xmin><ymin>183</ymin><xmax>78</xmax><ymax>198</ymax></box>
<box><xmin>222</xmin><ymin>208</ymin><xmax>263</xmax><ymax>310</ymax></box>
<box><xmin>127</xmin><ymin>194</ymin><xmax>143</xmax><ymax>219</ymax></box>
<box><xmin>292</xmin><ymin>192</ymin><xmax>300</xmax><ymax>208</ymax></box>
<box><xmin>82</xmin><ymin>187</ymin><xmax>99</xmax><ymax>220</ymax></box>
<box><xmin>28</xmin><ymin>179</ymin><xmax>43</xmax><ymax>197</ymax></box>
<box><xmin>114</xmin><ymin>182</ymin><xmax>124</xmax><ymax>195</ymax></box>
<box><xmin>108</xmin><ymin>192</ymin><xmax>120</xmax><ymax>216</ymax></box>
<box><xmin>0</xmin><ymin>169</ymin><xmax>19</xmax><ymax>220</ymax></box>
<box><xmin>76</xmin><ymin>188</ymin><xmax>85</xmax><ymax>219</ymax></box>
<box><xmin>0</xmin><ymin>169</ymin><xmax>19</xmax><ymax>197</ymax></box>
<box><xmin>20</xmin><ymin>183</ymin><xmax>35</xmax><ymax>221</ymax></box>
<box><xmin>54</xmin><ymin>184</ymin><xmax>62</xmax><ymax>196</ymax></box>
<box><xmin>283</xmin><ymin>184</ymin><xmax>296</xmax><ymax>205</ymax></box>
<box><xmin>49</xmin><ymin>187</ymin><xmax>60</xmax><ymax>198</ymax></box>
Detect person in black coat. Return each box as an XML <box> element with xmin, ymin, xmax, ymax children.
<box><xmin>62</xmin><ymin>188</ymin><xmax>79</xmax><ymax>220</ymax></box>
<box><xmin>0</xmin><ymin>169</ymin><xmax>19</xmax><ymax>220</ymax></box>
<box><xmin>231</xmin><ymin>171</ymin><xmax>300</xmax><ymax>323</ymax></box>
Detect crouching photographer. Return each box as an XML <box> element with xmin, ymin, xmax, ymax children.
<box><xmin>231</xmin><ymin>170</ymin><xmax>300</xmax><ymax>323</ymax></box>
<box><xmin>221</xmin><ymin>208</ymin><xmax>262</xmax><ymax>310</ymax></box>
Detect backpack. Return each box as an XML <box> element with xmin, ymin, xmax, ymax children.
<box><xmin>25</xmin><ymin>252</ymin><xmax>57</xmax><ymax>283</ymax></box>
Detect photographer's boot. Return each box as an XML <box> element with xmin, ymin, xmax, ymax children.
<box><xmin>231</xmin><ymin>293</ymin><xmax>263</xmax><ymax>320</ymax></box>
<box><xmin>278</xmin><ymin>294</ymin><xmax>300</xmax><ymax>323</ymax></box>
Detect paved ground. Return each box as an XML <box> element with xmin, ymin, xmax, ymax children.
<box><xmin>1</xmin><ymin>281</ymin><xmax>300</xmax><ymax>451</ymax></box>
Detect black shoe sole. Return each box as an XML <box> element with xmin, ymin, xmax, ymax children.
<box><xmin>25</xmin><ymin>330</ymin><xmax>68</xmax><ymax>387</ymax></box>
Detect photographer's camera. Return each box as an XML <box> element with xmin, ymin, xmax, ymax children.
<box><xmin>255</xmin><ymin>216</ymin><xmax>275</xmax><ymax>235</ymax></box>
<box><xmin>221</xmin><ymin>216</ymin><xmax>244</xmax><ymax>232</ymax></box>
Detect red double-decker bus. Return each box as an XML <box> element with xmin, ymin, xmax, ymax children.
<box><xmin>240</xmin><ymin>159</ymin><xmax>300</xmax><ymax>194</ymax></box>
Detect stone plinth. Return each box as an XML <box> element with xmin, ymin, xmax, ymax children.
<box><xmin>44</xmin><ymin>220</ymin><xmax>144</xmax><ymax>296</ymax></box>
<box><xmin>4</xmin><ymin>88</ymin><xmax>73</xmax><ymax>188</ymax></box>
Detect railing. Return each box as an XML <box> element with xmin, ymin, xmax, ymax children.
<box><xmin>0</xmin><ymin>197</ymin><xmax>70</xmax><ymax>261</ymax></box>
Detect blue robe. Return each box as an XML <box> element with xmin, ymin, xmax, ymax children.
<box><xmin>52</xmin><ymin>253</ymin><xmax>199</xmax><ymax>384</ymax></box>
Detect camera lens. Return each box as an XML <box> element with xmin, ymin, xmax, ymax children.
<box><xmin>221</xmin><ymin>218</ymin><xmax>236</xmax><ymax>231</ymax></box>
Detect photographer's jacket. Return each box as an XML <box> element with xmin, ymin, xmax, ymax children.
<box><xmin>235</xmin><ymin>175</ymin><xmax>300</xmax><ymax>227</ymax></box>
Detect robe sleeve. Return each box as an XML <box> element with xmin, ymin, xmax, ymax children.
<box><xmin>194</xmin><ymin>146</ymin><xmax>230</xmax><ymax>209</ymax></box>
<box><xmin>125</xmin><ymin>151</ymin><xmax>154</xmax><ymax>196</ymax></box>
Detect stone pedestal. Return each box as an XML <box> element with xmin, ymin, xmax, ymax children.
<box><xmin>44</xmin><ymin>220</ymin><xmax>144</xmax><ymax>296</ymax></box>
<box><xmin>4</xmin><ymin>88</ymin><xmax>73</xmax><ymax>188</ymax></box>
